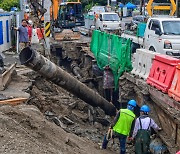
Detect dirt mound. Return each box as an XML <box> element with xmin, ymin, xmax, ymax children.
<box><xmin>0</xmin><ymin>104</ymin><xmax>112</xmax><ymax>154</ymax></box>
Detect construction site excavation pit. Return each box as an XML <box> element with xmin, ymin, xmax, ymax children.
<box><xmin>0</xmin><ymin>44</ymin><xmax>171</xmax><ymax>154</ymax></box>
<box><xmin>17</xmin><ymin>47</ymin><xmax>130</xmax><ymax>154</ymax></box>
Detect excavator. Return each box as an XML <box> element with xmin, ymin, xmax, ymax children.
<box><xmin>53</xmin><ymin>0</ymin><xmax>84</xmax><ymax>40</ymax></box>
<box><xmin>31</xmin><ymin>0</ymin><xmax>84</xmax><ymax>40</ymax></box>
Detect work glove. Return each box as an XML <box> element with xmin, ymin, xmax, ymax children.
<box><xmin>127</xmin><ymin>137</ymin><xmax>134</xmax><ymax>145</ymax></box>
<box><xmin>158</xmin><ymin>127</ymin><xmax>162</xmax><ymax>131</ymax></box>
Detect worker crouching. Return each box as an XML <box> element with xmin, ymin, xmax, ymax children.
<box><xmin>101</xmin><ymin>100</ymin><xmax>137</xmax><ymax>154</ymax></box>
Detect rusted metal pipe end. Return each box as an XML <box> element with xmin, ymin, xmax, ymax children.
<box><xmin>19</xmin><ymin>47</ymin><xmax>35</xmax><ymax>65</ymax></box>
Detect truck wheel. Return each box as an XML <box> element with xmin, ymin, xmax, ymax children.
<box><xmin>131</xmin><ymin>43</ymin><xmax>140</xmax><ymax>53</ymax></box>
<box><xmin>149</xmin><ymin>47</ymin><xmax>156</xmax><ymax>52</ymax></box>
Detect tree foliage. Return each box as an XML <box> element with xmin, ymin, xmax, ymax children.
<box><xmin>0</xmin><ymin>0</ymin><xmax>19</xmax><ymax>11</ymax></box>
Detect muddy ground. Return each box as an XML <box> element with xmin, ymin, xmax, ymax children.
<box><xmin>0</xmin><ymin>50</ymin><xmax>135</xmax><ymax>154</ymax></box>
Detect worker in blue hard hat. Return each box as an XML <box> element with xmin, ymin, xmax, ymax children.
<box><xmin>132</xmin><ymin>105</ymin><xmax>162</xmax><ymax>154</ymax></box>
<box><xmin>101</xmin><ymin>99</ymin><xmax>137</xmax><ymax>154</ymax></box>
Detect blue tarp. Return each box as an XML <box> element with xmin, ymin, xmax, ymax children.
<box><xmin>119</xmin><ymin>3</ymin><xmax>124</xmax><ymax>8</ymax></box>
<box><xmin>125</xmin><ymin>2</ymin><xmax>137</xmax><ymax>9</ymax></box>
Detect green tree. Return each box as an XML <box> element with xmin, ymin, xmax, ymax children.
<box><xmin>0</xmin><ymin>0</ymin><xmax>19</xmax><ymax>11</ymax></box>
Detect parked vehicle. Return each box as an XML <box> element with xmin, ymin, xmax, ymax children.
<box><xmin>88</xmin><ymin>6</ymin><xmax>105</xmax><ymax>16</ymax></box>
<box><xmin>95</xmin><ymin>12</ymin><xmax>121</xmax><ymax>31</ymax></box>
<box><xmin>131</xmin><ymin>15</ymin><xmax>146</xmax><ymax>25</ymax></box>
<box><xmin>121</xmin><ymin>17</ymin><xmax>180</xmax><ymax>57</ymax></box>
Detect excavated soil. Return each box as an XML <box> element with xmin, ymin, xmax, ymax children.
<box><xmin>0</xmin><ymin>70</ymin><xmax>135</xmax><ymax>154</ymax></box>
<box><xmin>0</xmin><ymin>104</ymin><xmax>111</xmax><ymax>154</ymax></box>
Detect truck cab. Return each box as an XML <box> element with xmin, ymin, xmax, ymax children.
<box><xmin>95</xmin><ymin>12</ymin><xmax>121</xmax><ymax>31</ymax></box>
<box><xmin>144</xmin><ymin>17</ymin><xmax>180</xmax><ymax>57</ymax></box>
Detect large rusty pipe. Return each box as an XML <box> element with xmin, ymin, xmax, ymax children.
<box><xmin>19</xmin><ymin>47</ymin><xmax>116</xmax><ymax>116</ymax></box>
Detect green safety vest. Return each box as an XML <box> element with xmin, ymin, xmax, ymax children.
<box><xmin>113</xmin><ymin>109</ymin><xmax>135</xmax><ymax>136</ymax></box>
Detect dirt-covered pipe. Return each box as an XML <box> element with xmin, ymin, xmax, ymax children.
<box><xmin>70</xmin><ymin>61</ymin><xmax>82</xmax><ymax>79</ymax></box>
<box><xmin>19</xmin><ymin>47</ymin><xmax>116</xmax><ymax>116</ymax></box>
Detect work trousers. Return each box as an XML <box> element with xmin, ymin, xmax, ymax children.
<box><xmin>135</xmin><ymin>129</ymin><xmax>151</xmax><ymax>154</ymax></box>
<box><xmin>102</xmin><ymin>132</ymin><xmax>127</xmax><ymax>154</ymax></box>
<box><xmin>104</xmin><ymin>88</ymin><xmax>120</xmax><ymax>109</ymax></box>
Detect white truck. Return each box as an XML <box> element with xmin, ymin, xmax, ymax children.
<box><xmin>95</xmin><ymin>12</ymin><xmax>121</xmax><ymax>31</ymax></box>
<box><xmin>121</xmin><ymin>17</ymin><xmax>180</xmax><ymax>57</ymax></box>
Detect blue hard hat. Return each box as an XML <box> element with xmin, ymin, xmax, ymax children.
<box><xmin>140</xmin><ymin>105</ymin><xmax>150</xmax><ymax>113</ymax></box>
<box><xmin>128</xmin><ymin>100</ymin><xmax>137</xmax><ymax>107</ymax></box>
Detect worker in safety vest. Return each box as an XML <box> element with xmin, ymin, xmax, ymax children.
<box><xmin>132</xmin><ymin>105</ymin><xmax>162</xmax><ymax>154</ymax></box>
<box><xmin>102</xmin><ymin>100</ymin><xmax>136</xmax><ymax>154</ymax></box>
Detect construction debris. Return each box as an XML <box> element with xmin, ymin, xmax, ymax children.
<box><xmin>0</xmin><ymin>63</ymin><xmax>16</xmax><ymax>91</ymax></box>
<box><xmin>19</xmin><ymin>47</ymin><xmax>116</xmax><ymax>116</ymax></box>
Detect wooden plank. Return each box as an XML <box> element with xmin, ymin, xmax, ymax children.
<box><xmin>0</xmin><ymin>63</ymin><xmax>16</xmax><ymax>91</ymax></box>
<box><xmin>0</xmin><ymin>97</ymin><xmax>28</xmax><ymax>106</ymax></box>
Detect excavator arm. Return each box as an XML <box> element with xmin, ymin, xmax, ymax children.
<box><xmin>30</xmin><ymin>0</ymin><xmax>47</xmax><ymax>17</ymax></box>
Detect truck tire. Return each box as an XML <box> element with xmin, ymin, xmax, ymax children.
<box><xmin>149</xmin><ymin>46</ymin><xmax>156</xmax><ymax>52</ymax></box>
<box><xmin>131</xmin><ymin>43</ymin><xmax>140</xmax><ymax>53</ymax></box>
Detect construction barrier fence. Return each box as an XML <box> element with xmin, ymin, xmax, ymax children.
<box><xmin>90</xmin><ymin>30</ymin><xmax>132</xmax><ymax>88</ymax></box>
<box><xmin>0</xmin><ymin>13</ymin><xmax>13</xmax><ymax>52</ymax></box>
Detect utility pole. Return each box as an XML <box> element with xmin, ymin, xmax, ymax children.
<box><xmin>44</xmin><ymin>0</ymin><xmax>51</xmax><ymax>58</ymax></box>
<box><xmin>107</xmin><ymin>0</ymin><xmax>110</xmax><ymax>6</ymax></box>
<box><xmin>20</xmin><ymin>0</ymin><xmax>23</xmax><ymax>10</ymax></box>
<box><xmin>140</xmin><ymin>0</ymin><xmax>143</xmax><ymax>15</ymax></box>
<box><xmin>177</xmin><ymin>0</ymin><xmax>180</xmax><ymax>17</ymax></box>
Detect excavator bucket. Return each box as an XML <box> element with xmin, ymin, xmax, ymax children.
<box><xmin>54</xmin><ymin>29</ymin><xmax>81</xmax><ymax>41</ymax></box>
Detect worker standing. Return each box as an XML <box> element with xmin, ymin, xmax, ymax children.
<box><xmin>27</xmin><ymin>20</ymin><xmax>33</xmax><ymax>44</ymax></box>
<box><xmin>103</xmin><ymin>65</ymin><xmax>114</xmax><ymax>102</ymax></box>
<box><xmin>103</xmin><ymin>65</ymin><xmax>119</xmax><ymax>109</ymax></box>
<box><xmin>14</xmin><ymin>19</ymin><xmax>29</xmax><ymax>52</ymax></box>
<box><xmin>102</xmin><ymin>100</ymin><xmax>137</xmax><ymax>154</ymax></box>
<box><xmin>132</xmin><ymin>105</ymin><xmax>162</xmax><ymax>154</ymax></box>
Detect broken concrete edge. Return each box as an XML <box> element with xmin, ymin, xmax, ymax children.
<box><xmin>124</xmin><ymin>72</ymin><xmax>180</xmax><ymax>110</ymax></box>
<box><xmin>149</xmin><ymin>88</ymin><xmax>180</xmax><ymax>125</ymax></box>
<box><xmin>150</xmin><ymin>94</ymin><xmax>179</xmax><ymax>154</ymax></box>
<box><xmin>124</xmin><ymin>72</ymin><xmax>180</xmax><ymax>153</ymax></box>
<box><xmin>0</xmin><ymin>63</ymin><xmax>17</xmax><ymax>91</ymax></box>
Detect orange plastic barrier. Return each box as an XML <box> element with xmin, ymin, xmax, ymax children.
<box><xmin>147</xmin><ymin>54</ymin><xmax>180</xmax><ymax>93</ymax></box>
<box><xmin>168</xmin><ymin>63</ymin><xmax>180</xmax><ymax>101</ymax></box>
<box><xmin>36</xmin><ymin>28</ymin><xmax>44</xmax><ymax>40</ymax></box>
<box><xmin>176</xmin><ymin>151</ymin><xmax>180</xmax><ymax>154</ymax></box>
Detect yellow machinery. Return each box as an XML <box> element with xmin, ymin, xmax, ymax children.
<box><xmin>31</xmin><ymin>0</ymin><xmax>83</xmax><ymax>41</ymax></box>
<box><xmin>146</xmin><ymin>0</ymin><xmax>177</xmax><ymax>16</ymax></box>
<box><xmin>52</xmin><ymin>0</ymin><xmax>61</xmax><ymax>20</ymax></box>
